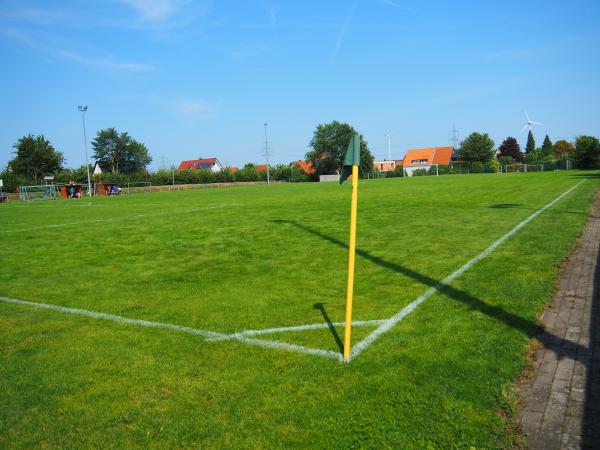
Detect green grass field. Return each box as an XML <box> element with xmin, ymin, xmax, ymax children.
<box><xmin>1</xmin><ymin>171</ymin><xmax>598</xmax><ymax>448</ymax></box>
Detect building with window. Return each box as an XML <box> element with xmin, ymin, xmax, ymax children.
<box><xmin>178</xmin><ymin>158</ymin><xmax>224</xmax><ymax>172</ymax></box>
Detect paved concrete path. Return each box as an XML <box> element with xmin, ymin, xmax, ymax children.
<box><xmin>519</xmin><ymin>188</ymin><xmax>600</xmax><ymax>449</ymax></box>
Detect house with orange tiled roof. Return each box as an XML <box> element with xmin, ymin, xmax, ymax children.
<box><xmin>400</xmin><ymin>146</ymin><xmax>454</xmax><ymax>175</ymax></box>
<box><xmin>289</xmin><ymin>160</ymin><xmax>315</xmax><ymax>175</ymax></box>
<box><xmin>178</xmin><ymin>157</ymin><xmax>224</xmax><ymax>172</ymax></box>
<box><xmin>255</xmin><ymin>164</ymin><xmax>269</xmax><ymax>172</ymax></box>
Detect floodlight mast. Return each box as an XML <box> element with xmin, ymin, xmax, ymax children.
<box><xmin>78</xmin><ymin>105</ymin><xmax>92</xmax><ymax>196</ymax></box>
<box><xmin>264</xmin><ymin>122</ymin><xmax>270</xmax><ymax>185</ymax></box>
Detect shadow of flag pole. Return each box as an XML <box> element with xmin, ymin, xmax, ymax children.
<box><xmin>340</xmin><ymin>133</ymin><xmax>360</xmax><ymax>361</ymax></box>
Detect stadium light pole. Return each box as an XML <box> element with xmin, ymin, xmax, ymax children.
<box><xmin>264</xmin><ymin>122</ymin><xmax>270</xmax><ymax>185</ymax></box>
<box><xmin>78</xmin><ymin>106</ymin><xmax>92</xmax><ymax>196</ymax></box>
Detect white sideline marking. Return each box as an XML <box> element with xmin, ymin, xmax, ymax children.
<box><xmin>210</xmin><ymin>319</ymin><xmax>385</xmax><ymax>341</ymax></box>
<box><xmin>1</xmin><ymin>204</ymin><xmax>239</xmax><ymax>233</ymax></box>
<box><xmin>0</xmin><ymin>296</ymin><xmax>226</xmax><ymax>339</ymax></box>
<box><xmin>348</xmin><ymin>180</ymin><xmax>585</xmax><ymax>361</ymax></box>
<box><xmin>0</xmin><ymin>295</ymin><xmax>341</xmax><ymax>360</ymax></box>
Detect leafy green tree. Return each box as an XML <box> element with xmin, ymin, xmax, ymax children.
<box><xmin>524</xmin><ymin>149</ymin><xmax>543</xmax><ymax>164</ymax></box>
<box><xmin>553</xmin><ymin>140</ymin><xmax>574</xmax><ymax>161</ymax></box>
<box><xmin>498</xmin><ymin>155</ymin><xmax>515</xmax><ymax>167</ymax></box>
<box><xmin>92</xmin><ymin>128</ymin><xmax>152</xmax><ymax>174</ymax></box>
<box><xmin>572</xmin><ymin>135</ymin><xmax>600</xmax><ymax>169</ymax></box>
<box><xmin>458</xmin><ymin>132</ymin><xmax>495</xmax><ymax>163</ymax></box>
<box><xmin>8</xmin><ymin>134</ymin><xmax>64</xmax><ymax>183</ymax></box>
<box><xmin>497</xmin><ymin>137</ymin><xmax>523</xmax><ymax>162</ymax></box>
<box><xmin>306</xmin><ymin>121</ymin><xmax>374</xmax><ymax>176</ymax></box>
<box><xmin>541</xmin><ymin>134</ymin><xmax>553</xmax><ymax>157</ymax></box>
<box><xmin>525</xmin><ymin>130</ymin><xmax>536</xmax><ymax>154</ymax></box>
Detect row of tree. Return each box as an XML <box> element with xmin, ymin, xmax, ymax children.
<box><xmin>457</xmin><ymin>131</ymin><xmax>600</xmax><ymax>170</ymax></box>
<box><xmin>2</xmin><ymin>121</ymin><xmax>374</xmax><ymax>191</ymax></box>
<box><xmin>3</xmin><ymin>128</ymin><xmax>152</xmax><ymax>182</ymax></box>
<box><xmin>3</xmin><ymin>121</ymin><xmax>600</xmax><ymax>193</ymax></box>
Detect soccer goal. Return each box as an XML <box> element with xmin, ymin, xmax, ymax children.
<box><xmin>123</xmin><ymin>181</ymin><xmax>152</xmax><ymax>194</ymax></box>
<box><xmin>403</xmin><ymin>164</ymin><xmax>438</xmax><ymax>177</ymax></box>
<box><xmin>525</xmin><ymin>164</ymin><xmax>544</xmax><ymax>172</ymax></box>
<box><xmin>19</xmin><ymin>185</ymin><xmax>60</xmax><ymax>201</ymax></box>
<box><xmin>503</xmin><ymin>164</ymin><xmax>544</xmax><ymax>173</ymax></box>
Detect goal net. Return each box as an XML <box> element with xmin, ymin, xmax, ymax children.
<box><xmin>503</xmin><ymin>164</ymin><xmax>544</xmax><ymax>173</ymax></box>
<box><xmin>524</xmin><ymin>164</ymin><xmax>544</xmax><ymax>172</ymax></box>
<box><xmin>403</xmin><ymin>164</ymin><xmax>438</xmax><ymax>177</ymax></box>
<box><xmin>123</xmin><ymin>181</ymin><xmax>152</xmax><ymax>194</ymax></box>
<box><xmin>19</xmin><ymin>185</ymin><xmax>60</xmax><ymax>201</ymax></box>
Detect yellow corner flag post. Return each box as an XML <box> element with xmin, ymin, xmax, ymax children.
<box><xmin>340</xmin><ymin>134</ymin><xmax>360</xmax><ymax>361</ymax></box>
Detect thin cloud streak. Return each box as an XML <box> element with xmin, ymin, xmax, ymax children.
<box><xmin>0</xmin><ymin>27</ymin><xmax>155</xmax><ymax>73</ymax></box>
<box><xmin>332</xmin><ymin>0</ymin><xmax>358</xmax><ymax>57</ymax></box>
<box><xmin>117</xmin><ymin>0</ymin><xmax>181</xmax><ymax>22</ymax></box>
<box><xmin>168</xmin><ymin>99</ymin><xmax>222</xmax><ymax>117</ymax></box>
<box><xmin>374</xmin><ymin>0</ymin><xmax>416</xmax><ymax>13</ymax></box>
<box><xmin>0</xmin><ymin>1</ymin><xmax>211</xmax><ymax>32</ymax></box>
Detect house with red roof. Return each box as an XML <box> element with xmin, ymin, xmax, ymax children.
<box><xmin>399</xmin><ymin>146</ymin><xmax>454</xmax><ymax>175</ymax></box>
<box><xmin>289</xmin><ymin>160</ymin><xmax>315</xmax><ymax>175</ymax></box>
<box><xmin>178</xmin><ymin>158</ymin><xmax>224</xmax><ymax>172</ymax></box>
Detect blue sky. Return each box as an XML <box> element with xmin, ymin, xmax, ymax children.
<box><xmin>1</xmin><ymin>0</ymin><xmax>599</xmax><ymax>170</ymax></box>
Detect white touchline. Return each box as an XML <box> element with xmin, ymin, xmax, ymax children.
<box><xmin>1</xmin><ymin>204</ymin><xmax>239</xmax><ymax>233</ymax></box>
<box><xmin>348</xmin><ymin>180</ymin><xmax>585</xmax><ymax>361</ymax></box>
<box><xmin>0</xmin><ymin>296</ymin><xmax>226</xmax><ymax>339</ymax></box>
<box><xmin>0</xmin><ymin>295</ymin><xmax>342</xmax><ymax>360</ymax></box>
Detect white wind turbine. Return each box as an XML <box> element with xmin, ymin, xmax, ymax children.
<box><xmin>521</xmin><ymin>110</ymin><xmax>542</xmax><ymax>134</ymax></box>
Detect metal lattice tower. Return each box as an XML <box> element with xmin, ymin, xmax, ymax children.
<box><xmin>449</xmin><ymin>125</ymin><xmax>460</xmax><ymax>149</ymax></box>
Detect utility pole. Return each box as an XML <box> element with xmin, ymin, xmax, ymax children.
<box><xmin>385</xmin><ymin>133</ymin><xmax>391</xmax><ymax>161</ymax></box>
<box><xmin>78</xmin><ymin>106</ymin><xmax>92</xmax><ymax>196</ymax></box>
<box><xmin>264</xmin><ymin>122</ymin><xmax>270</xmax><ymax>185</ymax></box>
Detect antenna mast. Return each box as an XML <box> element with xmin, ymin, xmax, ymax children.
<box><xmin>385</xmin><ymin>133</ymin><xmax>391</xmax><ymax>161</ymax></box>
<box><xmin>264</xmin><ymin>123</ymin><xmax>270</xmax><ymax>185</ymax></box>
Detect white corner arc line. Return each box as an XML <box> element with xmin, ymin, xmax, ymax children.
<box><xmin>0</xmin><ymin>296</ymin><xmax>341</xmax><ymax>360</ymax></box>
<box><xmin>348</xmin><ymin>180</ymin><xmax>585</xmax><ymax>361</ymax></box>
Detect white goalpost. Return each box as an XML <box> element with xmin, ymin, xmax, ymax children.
<box><xmin>123</xmin><ymin>182</ymin><xmax>152</xmax><ymax>194</ymax></box>
<box><xmin>403</xmin><ymin>164</ymin><xmax>438</xmax><ymax>177</ymax></box>
<box><xmin>19</xmin><ymin>185</ymin><xmax>60</xmax><ymax>201</ymax></box>
<box><xmin>503</xmin><ymin>164</ymin><xmax>545</xmax><ymax>173</ymax></box>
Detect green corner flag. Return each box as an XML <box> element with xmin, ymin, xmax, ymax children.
<box><xmin>339</xmin><ymin>134</ymin><xmax>361</xmax><ymax>184</ymax></box>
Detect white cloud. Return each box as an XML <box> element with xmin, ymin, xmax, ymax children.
<box><xmin>230</xmin><ymin>44</ymin><xmax>270</xmax><ymax>60</ymax></box>
<box><xmin>117</xmin><ymin>0</ymin><xmax>182</xmax><ymax>22</ymax></box>
<box><xmin>55</xmin><ymin>49</ymin><xmax>155</xmax><ymax>72</ymax></box>
<box><xmin>169</xmin><ymin>99</ymin><xmax>221</xmax><ymax>116</ymax></box>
